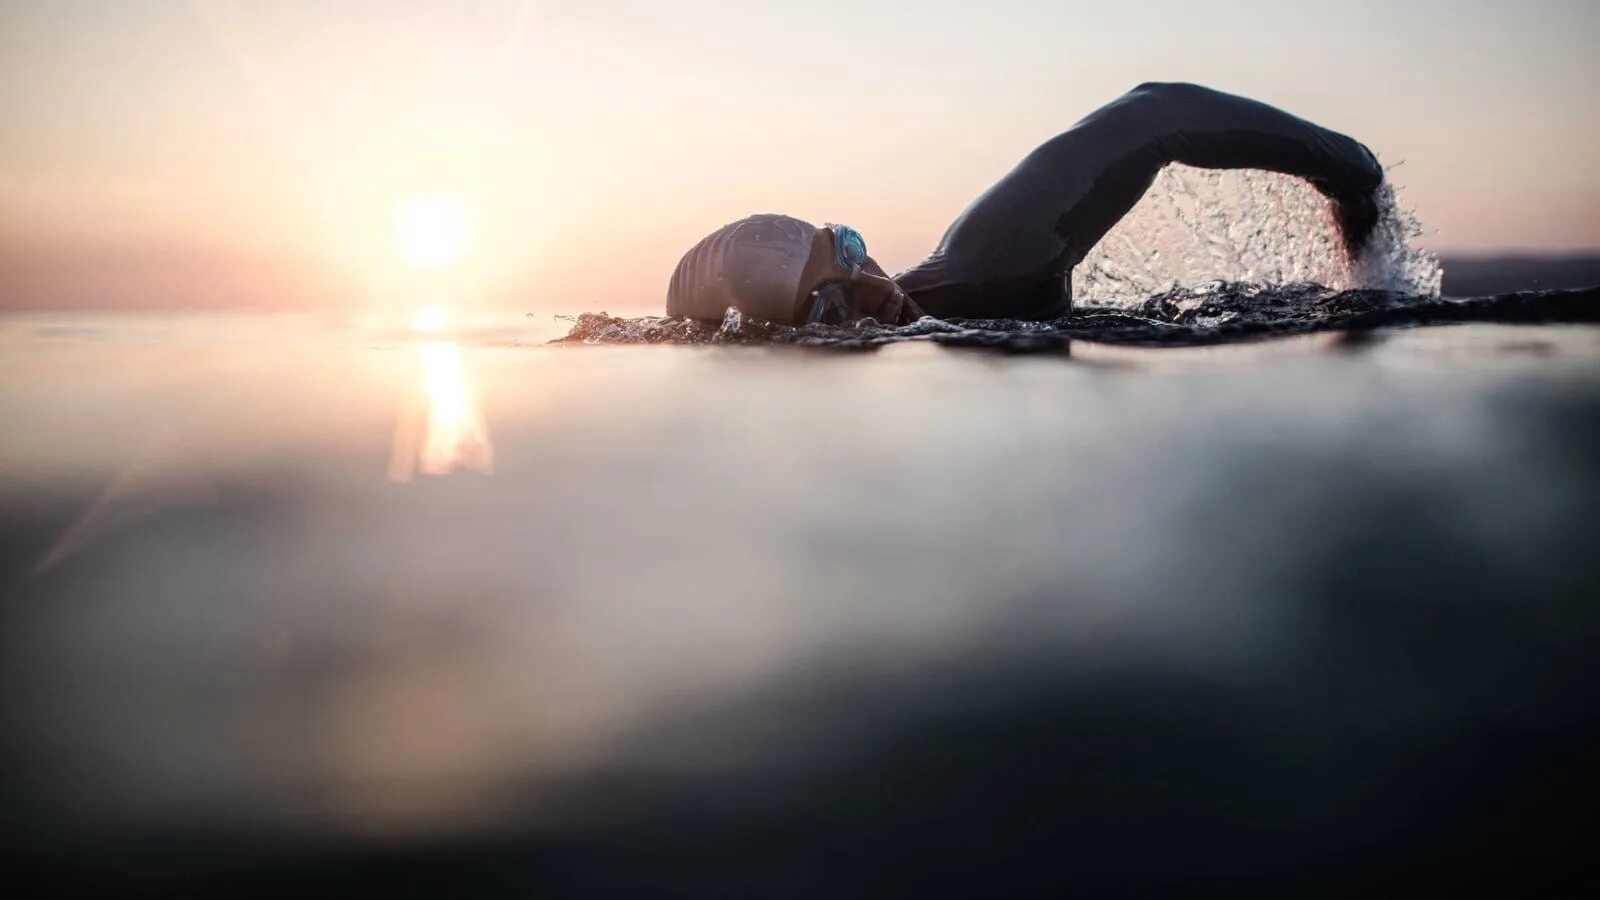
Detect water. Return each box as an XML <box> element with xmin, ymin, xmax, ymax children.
<box><xmin>561</xmin><ymin>283</ymin><xmax>1600</xmax><ymax>350</ymax></box>
<box><xmin>1073</xmin><ymin>164</ymin><xmax>1443</xmax><ymax>302</ymax></box>
<box><xmin>2</xmin><ymin>305</ymin><xmax>1597</xmax><ymax>894</ymax></box>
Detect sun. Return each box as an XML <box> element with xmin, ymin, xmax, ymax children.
<box><xmin>394</xmin><ymin>193</ymin><xmax>474</xmax><ymax>269</ymax></box>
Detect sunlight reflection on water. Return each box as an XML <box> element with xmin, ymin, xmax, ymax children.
<box><xmin>388</xmin><ymin>309</ymin><xmax>494</xmax><ymax>482</ymax></box>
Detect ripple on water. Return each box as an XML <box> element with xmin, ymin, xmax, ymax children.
<box><xmin>556</xmin><ymin>285</ymin><xmax>1600</xmax><ymax>353</ymax></box>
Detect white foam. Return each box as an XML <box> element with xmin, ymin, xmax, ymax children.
<box><xmin>1072</xmin><ymin>163</ymin><xmax>1442</xmax><ymax>306</ymax></box>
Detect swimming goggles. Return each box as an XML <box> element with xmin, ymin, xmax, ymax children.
<box><xmin>831</xmin><ymin>224</ymin><xmax>868</xmax><ymax>273</ymax></box>
<box><xmin>802</xmin><ymin>225</ymin><xmax>869</xmax><ymax>325</ymax></box>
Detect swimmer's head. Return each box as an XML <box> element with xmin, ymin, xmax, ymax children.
<box><xmin>667</xmin><ymin>214</ymin><xmax>817</xmax><ymax>324</ymax></box>
<box><xmin>667</xmin><ymin>214</ymin><xmax>921</xmax><ymax>325</ymax></box>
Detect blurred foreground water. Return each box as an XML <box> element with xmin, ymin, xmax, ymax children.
<box><xmin>2</xmin><ymin>309</ymin><xmax>1597</xmax><ymax>895</ymax></box>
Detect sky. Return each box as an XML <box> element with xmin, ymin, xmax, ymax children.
<box><xmin>1</xmin><ymin>0</ymin><xmax>1597</xmax><ymax>312</ymax></box>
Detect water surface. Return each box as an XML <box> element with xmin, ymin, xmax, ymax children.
<box><xmin>2</xmin><ymin>311</ymin><xmax>1596</xmax><ymax>894</ymax></box>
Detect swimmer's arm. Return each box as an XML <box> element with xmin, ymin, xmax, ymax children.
<box><xmin>1052</xmin><ymin>83</ymin><xmax>1385</xmax><ymax>258</ymax></box>
<box><xmin>1135</xmin><ymin>83</ymin><xmax>1384</xmax><ymax>254</ymax></box>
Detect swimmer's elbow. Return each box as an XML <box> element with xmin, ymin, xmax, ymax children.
<box><xmin>1116</xmin><ymin>82</ymin><xmax>1215</xmax><ymax>136</ymax></box>
<box><xmin>1126</xmin><ymin>82</ymin><xmax>1207</xmax><ymax>105</ymax></box>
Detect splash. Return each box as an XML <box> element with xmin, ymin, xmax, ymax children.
<box><xmin>1071</xmin><ymin>164</ymin><xmax>1442</xmax><ymax>305</ymax></box>
<box><xmin>550</xmin><ymin>161</ymin><xmax>1589</xmax><ymax>354</ymax></box>
<box><xmin>556</xmin><ymin>286</ymin><xmax>1600</xmax><ymax>353</ymax></box>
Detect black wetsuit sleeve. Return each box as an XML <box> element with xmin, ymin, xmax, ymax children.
<box><xmin>1043</xmin><ymin>82</ymin><xmax>1384</xmax><ymax>269</ymax></box>
<box><xmin>895</xmin><ymin>82</ymin><xmax>1384</xmax><ymax>320</ymax></box>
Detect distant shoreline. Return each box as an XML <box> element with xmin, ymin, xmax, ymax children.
<box><xmin>1439</xmin><ymin>254</ymin><xmax>1600</xmax><ymax>298</ymax></box>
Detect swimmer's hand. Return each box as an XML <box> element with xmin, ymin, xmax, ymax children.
<box><xmin>850</xmin><ymin>262</ymin><xmax>926</xmax><ymax>325</ymax></box>
<box><xmin>1333</xmin><ymin>191</ymin><xmax>1380</xmax><ymax>260</ymax></box>
<box><xmin>891</xmin><ymin>290</ymin><xmax>928</xmax><ymax>325</ymax></box>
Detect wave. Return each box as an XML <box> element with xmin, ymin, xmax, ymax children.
<box><xmin>555</xmin><ymin>284</ymin><xmax>1600</xmax><ymax>352</ymax></box>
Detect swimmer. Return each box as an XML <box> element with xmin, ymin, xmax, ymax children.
<box><xmin>667</xmin><ymin>82</ymin><xmax>1384</xmax><ymax>325</ymax></box>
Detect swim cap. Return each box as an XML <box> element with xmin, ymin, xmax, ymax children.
<box><xmin>667</xmin><ymin>214</ymin><xmax>818</xmax><ymax>323</ymax></box>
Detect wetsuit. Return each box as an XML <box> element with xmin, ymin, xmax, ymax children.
<box><xmin>894</xmin><ymin>83</ymin><xmax>1384</xmax><ymax>320</ymax></box>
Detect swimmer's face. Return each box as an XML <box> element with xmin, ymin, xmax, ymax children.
<box><xmin>792</xmin><ymin>227</ymin><xmax>924</xmax><ymax>326</ymax></box>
